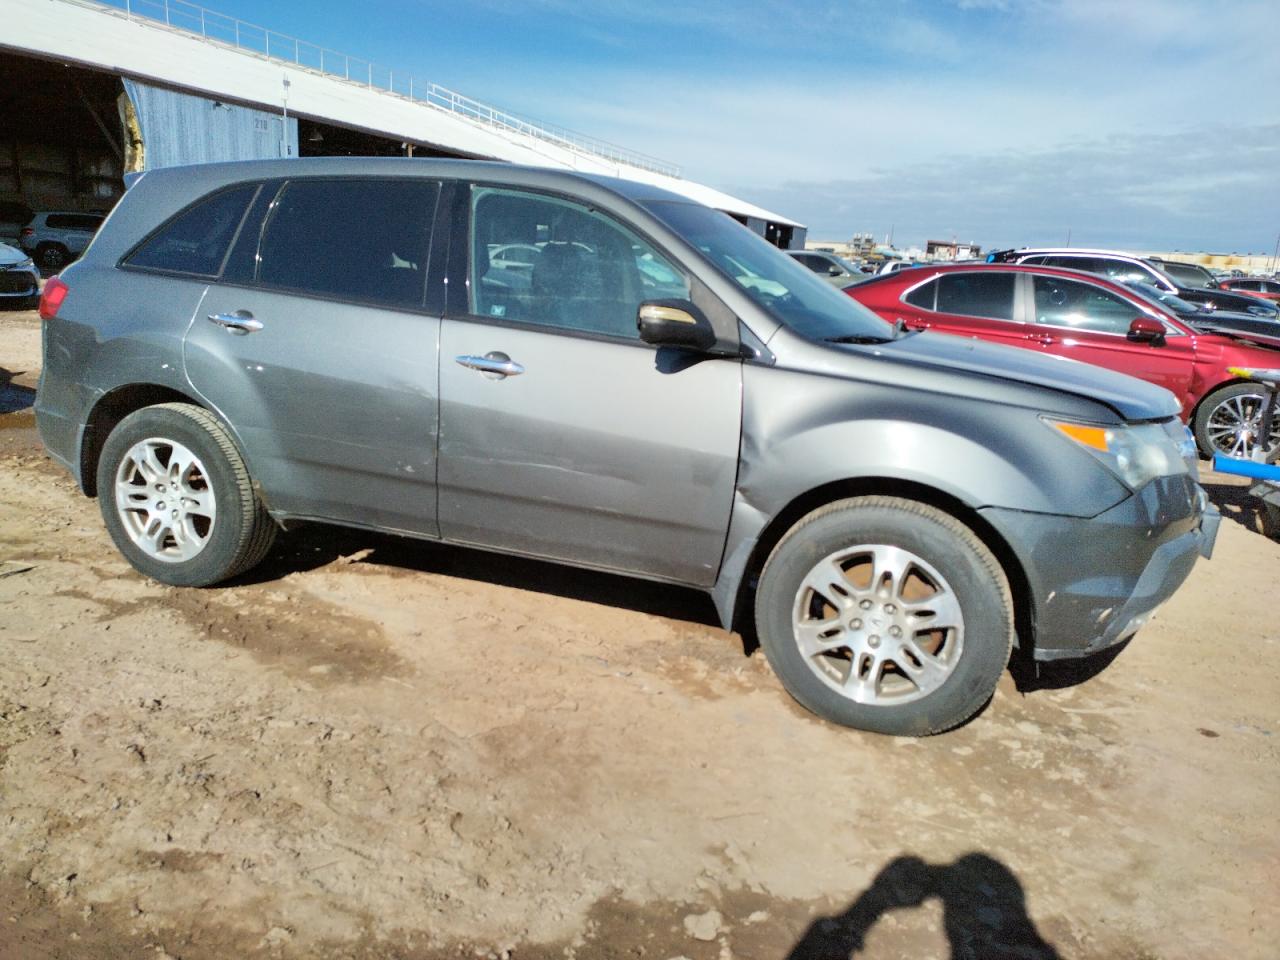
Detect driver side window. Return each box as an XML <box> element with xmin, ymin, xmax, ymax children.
<box><xmin>469</xmin><ymin>186</ymin><xmax>689</xmax><ymax>339</ymax></box>
<box><xmin>1033</xmin><ymin>276</ymin><xmax>1137</xmax><ymax>334</ymax></box>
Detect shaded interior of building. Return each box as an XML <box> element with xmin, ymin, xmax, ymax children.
<box><xmin>0</xmin><ymin>51</ymin><xmax>798</xmax><ymax>248</ymax></box>
<box><xmin>0</xmin><ymin>53</ymin><xmax>480</xmax><ymax>221</ymax></box>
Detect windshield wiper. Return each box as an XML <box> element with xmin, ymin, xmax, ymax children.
<box><xmin>825</xmin><ymin>334</ymin><xmax>896</xmax><ymax>344</ymax></box>
<box><xmin>826</xmin><ymin>319</ymin><xmax>915</xmax><ymax>345</ymax></box>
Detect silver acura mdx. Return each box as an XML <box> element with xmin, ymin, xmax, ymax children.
<box><xmin>35</xmin><ymin>158</ymin><xmax>1219</xmax><ymax>735</ymax></box>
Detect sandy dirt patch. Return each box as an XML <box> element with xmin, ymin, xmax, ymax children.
<box><xmin>2</xmin><ymin>309</ymin><xmax>1277</xmax><ymax>958</ymax></box>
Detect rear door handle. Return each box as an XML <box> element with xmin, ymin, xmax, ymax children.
<box><xmin>455</xmin><ymin>352</ymin><xmax>524</xmax><ymax>379</ymax></box>
<box><xmin>207</xmin><ymin>310</ymin><xmax>263</xmax><ymax>335</ymax></box>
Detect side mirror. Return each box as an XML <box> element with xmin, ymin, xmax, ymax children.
<box><xmin>1128</xmin><ymin>317</ymin><xmax>1166</xmax><ymax>344</ymax></box>
<box><xmin>828</xmin><ymin>264</ymin><xmax>844</xmax><ymax>277</ymax></box>
<box><xmin>637</xmin><ymin>299</ymin><xmax>717</xmax><ymax>352</ymax></box>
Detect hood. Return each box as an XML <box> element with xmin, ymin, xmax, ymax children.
<box><xmin>1179</xmin><ymin>285</ymin><xmax>1279</xmax><ymax>318</ymax></box>
<box><xmin>1194</xmin><ymin>323</ymin><xmax>1280</xmax><ymax>352</ymax></box>
<box><xmin>849</xmin><ymin>329</ymin><xmax>1180</xmax><ymax>421</ymax></box>
<box><xmin>0</xmin><ymin>242</ymin><xmax>29</xmax><ymax>267</ymax></box>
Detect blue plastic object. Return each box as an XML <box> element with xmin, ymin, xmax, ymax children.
<box><xmin>1211</xmin><ymin>454</ymin><xmax>1280</xmax><ymax>482</ymax></box>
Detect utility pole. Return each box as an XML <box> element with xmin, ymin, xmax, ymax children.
<box><xmin>1271</xmin><ymin>232</ymin><xmax>1279</xmax><ymax>275</ymax></box>
<box><xmin>1065</xmin><ymin>227</ymin><xmax>1072</xmax><ymax>248</ymax></box>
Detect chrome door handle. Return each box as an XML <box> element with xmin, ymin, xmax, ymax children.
<box><xmin>455</xmin><ymin>352</ymin><xmax>524</xmax><ymax>378</ymax></box>
<box><xmin>207</xmin><ymin>310</ymin><xmax>263</xmax><ymax>335</ymax></box>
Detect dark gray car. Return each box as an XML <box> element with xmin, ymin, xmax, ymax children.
<box><xmin>35</xmin><ymin>158</ymin><xmax>1218</xmax><ymax>736</ymax></box>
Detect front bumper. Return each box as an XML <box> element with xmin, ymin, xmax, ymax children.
<box><xmin>980</xmin><ymin>475</ymin><xmax>1219</xmax><ymax>661</ymax></box>
<box><xmin>0</xmin><ymin>266</ymin><xmax>39</xmax><ymax>298</ymax></box>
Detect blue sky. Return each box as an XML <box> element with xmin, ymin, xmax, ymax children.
<box><xmin>203</xmin><ymin>0</ymin><xmax>1277</xmax><ymax>253</ymax></box>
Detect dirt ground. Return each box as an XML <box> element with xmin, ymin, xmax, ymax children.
<box><xmin>1</xmin><ymin>308</ymin><xmax>1277</xmax><ymax>960</ymax></box>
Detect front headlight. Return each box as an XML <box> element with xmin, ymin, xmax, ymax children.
<box><xmin>1044</xmin><ymin>418</ymin><xmax>1190</xmax><ymax>490</ymax></box>
<box><xmin>18</xmin><ymin>257</ymin><xmax>34</xmax><ymax>270</ymax></box>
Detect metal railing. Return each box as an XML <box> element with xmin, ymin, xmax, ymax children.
<box><xmin>66</xmin><ymin>0</ymin><xmax>682</xmax><ymax>177</ymax></box>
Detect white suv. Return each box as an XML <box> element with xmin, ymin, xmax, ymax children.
<box><xmin>20</xmin><ymin>211</ymin><xmax>106</xmax><ymax>273</ymax></box>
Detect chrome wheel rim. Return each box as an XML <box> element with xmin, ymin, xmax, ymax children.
<box><xmin>114</xmin><ymin>438</ymin><xmax>216</xmax><ymax>563</ymax></box>
<box><xmin>792</xmin><ymin>544</ymin><xmax>964</xmax><ymax>705</ymax></box>
<box><xmin>1205</xmin><ymin>392</ymin><xmax>1280</xmax><ymax>459</ymax></box>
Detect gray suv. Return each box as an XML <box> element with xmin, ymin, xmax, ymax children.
<box><xmin>35</xmin><ymin>159</ymin><xmax>1218</xmax><ymax>735</ymax></box>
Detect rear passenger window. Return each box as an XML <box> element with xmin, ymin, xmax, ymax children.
<box><xmin>469</xmin><ymin>186</ymin><xmax>688</xmax><ymax>339</ymax></box>
<box><xmin>125</xmin><ymin>184</ymin><xmax>257</xmax><ymax>277</ymax></box>
<box><xmin>935</xmin><ymin>273</ymin><xmax>1015</xmax><ymax>320</ymax></box>
<box><xmin>257</xmin><ymin>179</ymin><xmax>437</xmax><ymax>308</ymax></box>
<box><xmin>904</xmin><ymin>278</ymin><xmax>937</xmax><ymax>309</ymax></box>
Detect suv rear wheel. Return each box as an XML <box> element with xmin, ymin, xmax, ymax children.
<box><xmin>754</xmin><ymin>496</ymin><xmax>1013</xmax><ymax>736</ymax></box>
<box><xmin>96</xmin><ymin>403</ymin><xmax>277</xmax><ymax>586</ymax></box>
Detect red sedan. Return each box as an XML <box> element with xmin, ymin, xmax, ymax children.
<box><xmin>1218</xmin><ymin>277</ymin><xmax>1280</xmax><ymax>303</ymax></box>
<box><xmin>845</xmin><ymin>263</ymin><xmax>1280</xmax><ymax>457</ymax></box>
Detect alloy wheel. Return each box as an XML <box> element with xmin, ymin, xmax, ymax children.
<box><xmin>792</xmin><ymin>544</ymin><xmax>964</xmax><ymax>705</ymax></box>
<box><xmin>113</xmin><ymin>437</ymin><xmax>217</xmax><ymax>562</ymax></box>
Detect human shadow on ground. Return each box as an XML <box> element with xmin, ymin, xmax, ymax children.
<box><xmin>788</xmin><ymin>853</ymin><xmax>1061</xmax><ymax>960</ymax></box>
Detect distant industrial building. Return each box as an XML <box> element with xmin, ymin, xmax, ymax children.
<box><xmin>1</xmin><ymin>0</ymin><xmax>805</xmax><ymax>247</ymax></box>
<box><xmin>925</xmin><ymin>239</ymin><xmax>982</xmax><ymax>261</ymax></box>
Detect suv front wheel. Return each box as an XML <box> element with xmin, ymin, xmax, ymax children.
<box><xmin>96</xmin><ymin>403</ymin><xmax>277</xmax><ymax>586</ymax></box>
<box><xmin>755</xmin><ymin>496</ymin><xmax>1013</xmax><ymax>736</ymax></box>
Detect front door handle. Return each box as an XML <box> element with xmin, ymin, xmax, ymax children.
<box><xmin>1024</xmin><ymin>332</ymin><xmax>1057</xmax><ymax>345</ymax></box>
<box><xmin>207</xmin><ymin>310</ymin><xmax>263</xmax><ymax>335</ymax></box>
<box><xmin>455</xmin><ymin>352</ymin><xmax>524</xmax><ymax>379</ymax></box>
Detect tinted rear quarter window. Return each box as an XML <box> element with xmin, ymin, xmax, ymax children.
<box><xmin>904</xmin><ymin>278</ymin><xmax>937</xmax><ymax>309</ymax></box>
<box><xmin>935</xmin><ymin>273</ymin><xmax>1015</xmax><ymax>320</ymax></box>
<box><xmin>257</xmin><ymin>179</ymin><xmax>437</xmax><ymax>308</ymax></box>
<box><xmin>125</xmin><ymin>184</ymin><xmax>258</xmax><ymax>277</ymax></box>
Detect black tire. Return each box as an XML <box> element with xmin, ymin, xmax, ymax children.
<box><xmin>1261</xmin><ymin>502</ymin><xmax>1280</xmax><ymax>541</ymax></box>
<box><xmin>34</xmin><ymin>243</ymin><xmax>70</xmax><ymax>273</ymax></box>
<box><xmin>754</xmin><ymin>496</ymin><xmax>1013</xmax><ymax>736</ymax></box>
<box><xmin>1194</xmin><ymin>382</ymin><xmax>1280</xmax><ymax>458</ymax></box>
<box><xmin>96</xmin><ymin>403</ymin><xmax>277</xmax><ymax>586</ymax></box>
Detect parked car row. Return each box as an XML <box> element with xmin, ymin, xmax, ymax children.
<box><xmin>844</xmin><ymin>256</ymin><xmax>1280</xmax><ymax>459</ymax></box>
<box><xmin>33</xmin><ymin>158</ymin><xmax>1218</xmax><ymax>736</ymax></box>
<box><xmin>0</xmin><ymin>205</ymin><xmax>106</xmax><ymax>273</ymax></box>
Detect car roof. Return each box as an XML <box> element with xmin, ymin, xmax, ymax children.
<box><xmin>1010</xmin><ymin>248</ymin><xmax>1149</xmax><ymax>261</ymax></box>
<box><xmin>128</xmin><ymin>156</ymin><xmax>697</xmax><ymax>209</ymax></box>
<box><xmin>857</xmin><ymin>261</ymin><xmax>1190</xmax><ymax>326</ymax></box>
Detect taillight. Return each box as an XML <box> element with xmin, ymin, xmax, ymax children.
<box><xmin>38</xmin><ymin>277</ymin><xmax>69</xmax><ymax>320</ymax></box>
<box><xmin>20</xmin><ymin>227</ymin><xmax>33</xmax><ymax>237</ymax></box>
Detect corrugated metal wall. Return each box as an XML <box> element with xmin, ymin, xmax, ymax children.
<box><xmin>122</xmin><ymin>78</ymin><xmax>298</xmax><ymax>169</ymax></box>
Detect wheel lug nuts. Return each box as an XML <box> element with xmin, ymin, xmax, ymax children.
<box><xmin>868</xmin><ymin>635</ymin><xmax>881</xmax><ymax>648</ymax></box>
<box><xmin>850</xmin><ymin>618</ymin><xmax>862</xmax><ymax>629</ymax></box>
<box><xmin>889</xmin><ymin>626</ymin><xmax>902</xmax><ymax>638</ymax></box>
<box><xmin>884</xmin><ymin>603</ymin><xmax>896</xmax><ymax>614</ymax></box>
<box><xmin>859</xmin><ymin>599</ymin><xmax>873</xmax><ymax>610</ymax></box>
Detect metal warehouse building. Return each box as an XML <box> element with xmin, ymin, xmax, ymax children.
<box><xmin>1</xmin><ymin>0</ymin><xmax>806</xmax><ymax>248</ymax></box>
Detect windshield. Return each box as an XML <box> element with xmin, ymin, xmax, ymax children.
<box><xmin>1125</xmin><ymin>281</ymin><xmax>1202</xmax><ymax>314</ymax></box>
<box><xmin>642</xmin><ymin>201</ymin><xmax>893</xmax><ymax>341</ymax></box>
<box><xmin>1152</xmin><ymin>260</ymin><xmax>1215</xmax><ymax>288</ymax></box>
